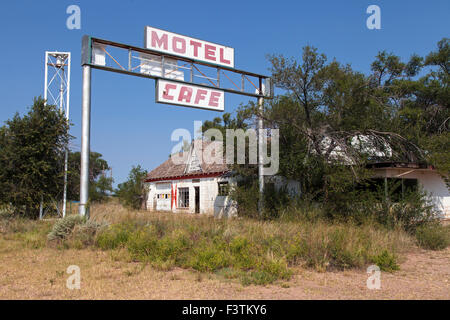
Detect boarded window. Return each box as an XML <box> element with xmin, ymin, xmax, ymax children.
<box><xmin>218</xmin><ymin>182</ymin><xmax>229</xmax><ymax>196</ymax></box>
<box><xmin>178</xmin><ymin>188</ymin><xmax>189</xmax><ymax>208</ymax></box>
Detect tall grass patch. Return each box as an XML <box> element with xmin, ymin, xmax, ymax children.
<box><xmin>415</xmin><ymin>224</ymin><xmax>450</xmax><ymax>250</ymax></box>
<box><xmin>93</xmin><ymin>207</ymin><xmax>412</xmax><ymax>284</ymax></box>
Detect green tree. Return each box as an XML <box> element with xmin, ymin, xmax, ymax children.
<box><xmin>0</xmin><ymin>97</ymin><xmax>71</xmax><ymax>218</ymax></box>
<box><xmin>67</xmin><ymin>151</ymin><xmax>113</xmax><ymax>202</ymax></box>
<box><xmin>115</xmin><ymin>165</ymin><xmax>148</xmax><ymax>210</ymax></box>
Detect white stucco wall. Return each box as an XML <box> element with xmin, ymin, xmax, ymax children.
<box><xmin>373</xmin><ymin>168</ymin><xmax>450</xmax><ymax>219</ymax></box>
<box><xmin>146</xmin><ymin>176</ymin><xmax>236</xmax><ymax>217</ymax></box>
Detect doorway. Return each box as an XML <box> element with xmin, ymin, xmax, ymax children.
<box><xmin>194</xmin><ymin>186</ymin><xmax>200</xmax><ymax>214</ymax></box>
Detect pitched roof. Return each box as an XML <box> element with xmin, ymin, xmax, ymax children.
<box><xmin>145</xmin><ymin>140</ymin><xmax>228</xmax><ymax>182</ymax></box>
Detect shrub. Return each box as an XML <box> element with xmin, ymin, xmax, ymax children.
<box><xmin>415</xmin><ymin>224</ymin><xmax>450</xmax><ymax>250</ymax></box>
<box><xmin>47</xmin><ymin>215</ymin><xmax>86</xmax><ymax>241</ymax></box>
<box><xmin>69</xmin><ymin>220</ymin><xmax>105</xmax><ymax>248</ymax></box>
<box><xmin>371</xmin><ymin>250</ymin><xmax>400</xmax><ymax>272</ymax></box>
<box><xmin>96</xmin><ymin>222</ymin><xmax>135</xmax><ymax>249</ymax></box>
<box><xmin>229</xmin><ymin>180</ymin><xmax>259</xmax><ymax>219</ymax></box>
<box><xmin>189</xmin><ymin>246</ymin><xmax>231</xmax><ymax>272</ymax></box>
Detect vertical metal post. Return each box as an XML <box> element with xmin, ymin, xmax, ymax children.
<box><xmin>217</xmin><ymin>68</ymin><xmax>220</xmax><ymax>87</ymax></box>
<box><xmin>39</xmin><ymin>195</ymin><xmax>43</xmax><ymax>220</ymax></box>
<box><xmin>66</xmin><ymin>53</ymin><xmax>71</xmax><ymax>120</ymax></box>
<box><xmin>79</xmin><ymin>65</ymin><xmax>91</xmax><ymax>218</ymax></box>
<box><xmin>63</xmin><ymin>53</ymin><xmax>71</xmax><ymax>217</ymax></box>
<box><xmin>128</xmin><ymin>49</ymin><xmax>132</xmax><ymax>71</ymax></box>
<box><xmin>44</xmin><ymin>52</ymin><xmax>48</xmax><ymax>103</ymax></box>
<box><xmin>60</xmin><ymin>67</ymin><xmax>68</xmax><ymax>218</ymax></box>
<box><xmin>257</xmin><ymin>95</ymin><xmax>264</xmax><ymax>217</ymax></box>
<box><xmin>384</xmin><ymin>176</ymin><xmax>388</xmax><ymax>203</ymax></box>
<box><xmin>59</xmin><ymin>67</ymin><xmax>64</xmax><ymax>112</ymax></box>
<box><xmin>62</xmin><ymin>149</ymin><xmax>68</xmax><ymax>218</ymax></box>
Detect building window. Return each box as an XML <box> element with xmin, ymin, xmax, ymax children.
<box><xmin>362</xmin><ymin>178</ymin><xmax>418</xmax><ymax>202</ymax></box>
<box><xmin>218</xmin><ymin>182</ymin><xmax>229</xmax><ymax>196</ymax></box>
<box><xmin>178</xmin><ymin>187</ymin><xmax>189</xmax><ymax>208</ymax></box>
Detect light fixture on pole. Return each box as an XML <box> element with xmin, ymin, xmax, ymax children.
<box><xmin>44</xmin><ymin>51</ymin><xmax>71</xmax><ymax>218</ymax></box>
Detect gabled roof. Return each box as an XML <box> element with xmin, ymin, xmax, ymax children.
<box><xmin>145</xmin><ymin>140</ymin><xmax>228</xmax><ymax>182</ymax></box>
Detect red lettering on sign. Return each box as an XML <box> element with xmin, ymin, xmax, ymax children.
<box><xmin>209</xmin><ymin>91</ymin><xmax>221</xmax><ymax>107</ymax></box>
<box><xmin>190</xmin><ymin>40</ymin><xmax>202</xmax><ymax>57</ymax></box>
<box><xmin>151</xmin><ymin>31</ymin><xmax>168</xmax><ymax>50</ymax></box>
<box><xmin>219</xmin><ymin>48</ymin><xmax>230</xmax><ymax>65</ymax></box>
<box><xmin>194</xmin><ymin>89</ymin><xmax>208</xmax><ymax>104</ymax></box>
<box><xmin>204</xmin><ymin>44</ymin><xmax>216</xmax><ymax>61</ymax></box>
<box><xmin>172</xmin><ymin>37</ymin><xmax>186</xmax><ymax>54</ymax></box>
<box><xmin>163</xmin><ymin>83</ymin><xmax>176</xmax><ymax>100</ymax></box>
<box><xmin>178</xmin><ymin>86</ymin><xmax>193</xmax><ymax>103</ymax></box>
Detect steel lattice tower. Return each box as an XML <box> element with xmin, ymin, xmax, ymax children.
<box><xmin>43</xmin><ymin>52</ymin><xmax>71</xmax><ymax>218</ymax></box>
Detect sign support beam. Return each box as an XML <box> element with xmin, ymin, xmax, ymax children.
<box><xmin>258</xmin><ymin>96</ymin><xmax>264</xmax><ymax>217</ymax></box>
<box><xmin>79</xmin><ymin>65</ymin><xmax>91</xmax><ymax>218</ymax></box>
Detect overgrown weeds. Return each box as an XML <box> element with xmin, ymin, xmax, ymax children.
<box><xmin>415</xmin><ymin>224</ymin><xmax>450</xmax><ymax>250</ymax></box>
<box><xmin>92</xmin><ymin>204</ymin><xmax>412</xmax><ymax>285</ymax></box>
<box><xmin>1</xmin><ymin>201</ymin><xmax>445</xmax><ymax>286</ymax></box>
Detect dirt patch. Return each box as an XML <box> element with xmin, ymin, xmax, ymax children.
<box><xmin>0</xmin><ymin>242</ymin><xmax>448</xmax><ymax>299</ymax></box>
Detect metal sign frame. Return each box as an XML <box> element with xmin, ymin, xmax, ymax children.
<box><xmin>79</xmin><ymin>33</ymin><xmax>273</xmax><ymax>218</ymax></box>
<box><xmin>81</xmin><ymin>36</ymin><xmax>273</xmax><ymax>99</ymax></box>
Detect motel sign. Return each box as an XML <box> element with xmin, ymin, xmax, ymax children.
<box><xmin>145</xmin><ymin>26</ymin><xmax>235</xmax><ymax>68</ymax></box>
<box><xmin>78</xmin><ymin>26</ymin><xmax>273</xmax><ymax>217</ymax></box>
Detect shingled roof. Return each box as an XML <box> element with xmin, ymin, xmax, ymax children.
<box><xmin>145</xmin><ymin>140</ymin><xmax>229</xmax><ymax>182</ymax></box>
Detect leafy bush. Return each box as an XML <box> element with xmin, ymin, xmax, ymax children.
<box><xmin>371</xmin><ymin>250</ymin><xmax>400</xmax><ymax>272</ymax></box>
<box><xmin>415</xmin><ymin>224</ymin><xmax>450</xmax><ymax>250</ymax></box>
<box><xmin>96</xmin><ymin>222</ymin><xmax>135</xmax><ymax>249</ymax></box>
<box><xmin>229</xmin><ymin>180</ymin><xmax>259</xmax><ymax>219</ymax></box>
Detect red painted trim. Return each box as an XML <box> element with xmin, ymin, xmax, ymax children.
<box><xmin>145</xmin><ymin>171</ymin><xmax>227</xmax><ymax>183</ymax></box>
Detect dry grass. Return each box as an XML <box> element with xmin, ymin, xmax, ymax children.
<box><xmin>1</xmin><ymin>200</ymin><xmax>448</xmax><ymax>299</ymax></box>
<box><xmin>88</xmin><ymin>201</ymin><xmax>413</xmax><ymax>278</ymax></box>
<box><xmin>0</xmin><ymin>242</ymin><xmax>448</xmax><ymax>299</ymax></box>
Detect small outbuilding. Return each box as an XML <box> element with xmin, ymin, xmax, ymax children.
<box><xmin>369</xmin><ymin>162</ymin><xmax>450</xmax><ymax>220</ymax></box>
<box><xmin>144</xmin><ymin>140</ymin><xmax>236</xmax><ymax>217</ymax></box>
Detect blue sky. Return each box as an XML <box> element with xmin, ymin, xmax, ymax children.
<box><xmin>0</xmin><ymin>0</ymin><xmax>448</xmax><ymax>187</ymax></box>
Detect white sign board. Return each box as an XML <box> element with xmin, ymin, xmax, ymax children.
<box><xmin>156</xmin><ymin>79</ymin><xmax>224</xmax><ymax>112</ymax></box>
<box><xmin>140</xmin><ymin>53</ymin><xmax>184</xmax><ymax>81</ymax></box>
<box><xmin>145</xmin><ymin>26</ymin><xmax>234</xmax><ymax>68</ymax></box>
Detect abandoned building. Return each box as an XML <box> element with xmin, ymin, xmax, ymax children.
<box><xmin>144</xmin><ymin>140</ymin><xmax>236</xmax><ymax>217</ymax></box>
<box><xmin>144</xmin><ymin>139</ymin><xmax>449</xmax><ymax>220</ymax></box>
